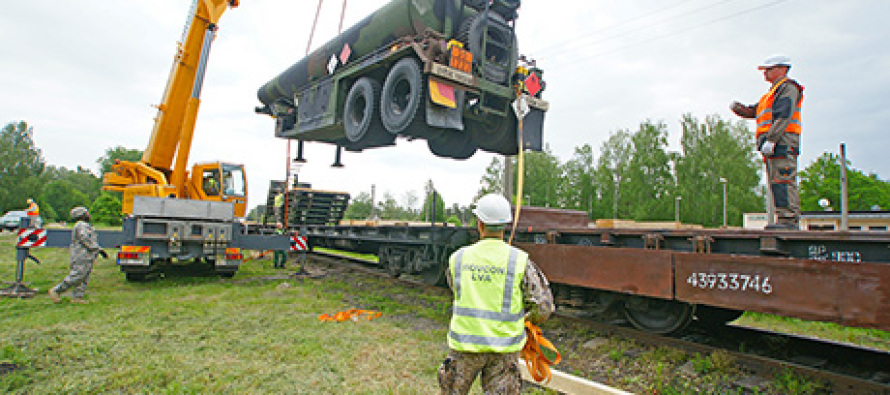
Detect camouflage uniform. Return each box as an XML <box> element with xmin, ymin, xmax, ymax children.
<box><xmin>52</xmin><ymin>220</ymin><xmax>101</xmax><ymax>299</ymax></box>
<box><xmin>735</xmin><ymin>79</ymin><xmax>803</xmax><ymax>227</ymax></box>
<box><xmin>438</xmin><ymin>252</ymin><xmax>554</xmax><ymax>395</ymax></box>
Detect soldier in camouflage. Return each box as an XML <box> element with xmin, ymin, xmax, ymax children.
<box><xmin>438</xmin><ymin>194</ymin><xmax>554</xmax><ymax>394</ymax></box>
<box><xmin>48</xmin><ymin>207</ymin><xmax>107</xmax><ymax>304</ymax></box>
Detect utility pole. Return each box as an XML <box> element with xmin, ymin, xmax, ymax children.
<box><xmin>370</xmin><ymin>184</ymin><xmax>376</xmax><ymax>219</ymax></box>
<box><xmin>720</xmin><ymin>177</ymin><xmax>728</xmax><ymax>227</ymax></box>
<box><xmin>503</xmin><ymin>156</ymin><xmax>514</xmax><ymax>203</ymax></box>
<box><xmin>840</xmin><ymin>143</ymin><xmax>849</xmax><ymax>231</ymax></box>
<box><xmin>675</xmin><ymin>196</ymin><xmax>682</xmax><ymax>223</ymax></box>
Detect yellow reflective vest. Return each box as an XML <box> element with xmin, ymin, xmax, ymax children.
<box><xmin>448</xmin><ymin>238</ymin><xmax>528</xmax><ymax>353</ymax></box>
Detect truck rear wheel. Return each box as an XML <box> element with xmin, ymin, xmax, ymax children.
<box><xmin>343</xmin><ymin>77</ymin><xmax>393</xmax><ymax>148</ymax></box>
<box><xmin>380</xmin><ymin>58</ymin><xmax>423</xmax><ymax>135</ymax></box>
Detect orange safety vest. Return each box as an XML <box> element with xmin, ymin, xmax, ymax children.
<box><xmin>26</xmin><ymin>202</ymin><xmax>39</xmax><ymax>216</ymax></box>
<box><xmin>755</xmin><ymin>77</ymin><xmax>803</xmax><ymax>138</ymax></box>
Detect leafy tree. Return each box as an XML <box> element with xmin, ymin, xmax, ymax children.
<box><xmin>41</xmin><ymin>180</ymin><xmax>91</xmax><ymax>222</ymax></box>
<box><xmin>475</xmin><ymin>157</ymin><xmax>504</xmax><ymax>201</ymax></box>
<box><xmin>344</xmin><ymin>192</ymin><xmax>373</xmax><ymax>219</ymax></box>
<box><xmin>675</xmin><ymin>114</ymin><xmax>762</xmax><ymax>227</ymax></box>
<box><xmin>593</xmin><ymin>130</ymin><xmax>632</xmax><ymax>219</ymax></box>
<box><xmin>37</xmin><ymin>198</ymin><xmax>57</xmax><ymax>223</ymax></box>
<box><xmin>401</xmin><ymin>190</ymin><xmax>420</xmax><ymax>218</ymax></box>
<box><xmin>560</xmin><ymin>144</ymin><xmax>596</xmax><ymax>215</ymax></box>
<box><xmin>91</xmin><ymin>193</ymin><xmax>123</xmax><ymax>226</ymax></box>
<box><xmin>378</xmin><ymin>192</ymin><xmax>404</xmax><ymax>220</ymax></box>
<box><xmin>422</xmin><ymin>180</ymin><xmax>446</xmax><ymax>222</ymax></box>
<box><xmin>0</xmin><ymin>121</ymin><xmax>45</xmax><ymax>210</ymax></box>
<box><xmin>520</xmin><ymin>145</ymin><xmax>562</xmax><ymax>208</ymax></box>
<box><xmin>97</xmin><ymin>146</ymin><xmax>143</xmax><ymax>175</ymax></box>
<box><xmin>624</xmin><ymin>121</ymin><xmax>675</xmax><ymax>221</ymax></box>
<box><xmin>42</xmin><ymin>165</ymin><xmax>102</xmax><ymax>202</ymax></box>
<box><xmin>800</xmin><ymin>153</ymin><xmax>890</xmax><ymax>211</ymax></box>
<box><xmin>446</xmin><ymin>215</ymin><xmax>463</xmax><ymax>226</ymax></box>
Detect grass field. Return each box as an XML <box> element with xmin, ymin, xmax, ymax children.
<box><xmin>4</xmin><ymin>229</ymin><xmax>889</xmax><ymax>394</ymax></box>
<box><xmin>0</xmin><ymin>231</ymin><xmax>456</xmax><ymax>394</ymax></box>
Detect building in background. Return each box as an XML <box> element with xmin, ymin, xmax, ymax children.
<box><xmin>744</xmin><ymin>211</ymin><xmax>890</xmax><ymax>231</ymax></box>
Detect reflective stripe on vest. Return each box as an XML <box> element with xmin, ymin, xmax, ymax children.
<box><xmin>755</xmin><ymin>77</ymin><xmax>803</xmax><ymax>137</ymax></box>
<box><xmin>448</xmin><ymin>240</ymin><xmax>528</xmax><ymax>352</ymax></box>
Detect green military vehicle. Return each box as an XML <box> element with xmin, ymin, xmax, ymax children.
<box><xmin>255</xmin><ymin>0</ymin><xmax>548</xmax><ymax>160</ymax></box>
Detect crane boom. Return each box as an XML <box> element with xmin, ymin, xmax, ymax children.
<box><xmin>144</xmin><ymin>0</ymin><xmax>238</xmax><ymax>183</ymax></box>
<box><xmin>103</xmin><ymin>0</ymin><xmax>247</xmax><ymax>216</ymax></box>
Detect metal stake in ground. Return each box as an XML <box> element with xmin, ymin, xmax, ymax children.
<box><xmin>1</xmin><ymin>219</ymin><xmax>42</xmax><ymax>298</ymax></box>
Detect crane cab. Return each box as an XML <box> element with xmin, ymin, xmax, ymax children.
<box><xmin>189</xmin><ymin>162</ymin><xmax>247</xmax><ymax>217</ymax></box>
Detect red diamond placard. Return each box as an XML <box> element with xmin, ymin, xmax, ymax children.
<box><xmin>525</xmin><ymin>72</ymin><xmax>542</xmax><ymax>97</ymax></box>
<box><xmin>340</xmin><ymin>43</ymin><xmax>352</xmax><ymax>65</ymax></box>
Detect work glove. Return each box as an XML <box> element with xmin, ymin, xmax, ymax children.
<box><xmin>729</xmin><ymin>101</ymin><xmax>745</xmax><ymax>116</ymax></box>
<box><xmin>760</xmin><ymin>141</ymin><xmax>776</xmax><ymax>156</ymax></box>
<box><xmin>98</xmin><ymin>250</ymin><xmax>108</xmax><ymax>259</ymax></box>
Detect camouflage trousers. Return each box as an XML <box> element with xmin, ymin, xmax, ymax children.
<box><xmin>766</xmin><ymin>149</ymin><xmax>800</xmax><ymax>226</ymax></box>
<box><xmin>52</xmin><ymin>259</ymin><xmax>93</xmax><ymax>299</ymax></box>
<box><xmin>437</xmin><ymin>349</ymin><xmax>521</xmax><ymax>395</ymax></box>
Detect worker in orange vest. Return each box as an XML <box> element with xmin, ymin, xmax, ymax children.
<box><xmin>731</xmin><ymin>54</ymin><xmax>804</xmax><ymax>230</ymax></box>
<box><xmin>25</xmin><ymin>198</ymin><xmax>40</xmax><ymax>228</ymax></box>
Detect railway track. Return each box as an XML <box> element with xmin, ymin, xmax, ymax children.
<box><xmin>305</xmin><ymin>250</ymin><xmax>890</xmax><ymax>394</ymax></box>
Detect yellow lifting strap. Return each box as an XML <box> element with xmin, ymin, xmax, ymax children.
<box><xmin>521</xmin><ymin>320</ymin><xmax>561</xmax><ymax>383</ymax></box>
<box><xmin>317</xmin><ymin>309</ymin><xmax>382</xmax><ymax>322</ymax></box>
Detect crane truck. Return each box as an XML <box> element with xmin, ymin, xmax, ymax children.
<box><xmin>3</xmin><ymin>0</ymin><xmax>293</xmax><ymax>286</ymax></box>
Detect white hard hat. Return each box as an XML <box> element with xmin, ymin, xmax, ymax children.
<box><xmin>472</xmin><ymin>194</ymin><xmax>512</xmax><ymax>225</ymax></box>
<box><xmin>758</xmin><ymin>54</ymin><xmax>792</xmax><ymax>70</ymax></box>
<box><xmin>70</xmin><ymin>206</ymin><xmax>89</xmax><ymax>220</ymax></box>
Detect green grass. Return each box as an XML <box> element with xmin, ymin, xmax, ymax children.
<box><xmin>0</xmin><ymin>232</ymin><xmax>452</xmax><ymax>394</ymax></box>
<box><xmin>736</xmin><ymin>311</ymin><xmax>890</xmax><ymax>351</ymax></box>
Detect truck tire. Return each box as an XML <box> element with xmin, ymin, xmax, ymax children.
<box><xmin>380</xmin><ymin>57</ymin><xmax>423</xmax><ymax>135</ymax></box>
<box><xmin>344</xmin><ymin>77</ymin><xmax>391</xmax><ymax>147</ymax></box>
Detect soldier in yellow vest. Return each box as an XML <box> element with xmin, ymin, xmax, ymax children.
<box><xmin>731</xmin><ymin>54</ymin><xmax>804</xmax><ymax>229</ymax></box>
<box><xmin>438</xmin><ymin>194</ymin><xmax>554</xmax><ymax>394</ymax></box>
<box><xmin>274</xmin><ymin>192</ymin><xmax>285</xmax><ymax>224</ymax></box>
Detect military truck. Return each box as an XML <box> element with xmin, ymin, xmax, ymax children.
<box><xmin>255</xmin><ymin>0</ymin><xmax>548</xmax><ymax>160</ymax></box>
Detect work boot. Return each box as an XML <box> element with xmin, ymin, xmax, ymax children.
<box><xmin>48</xmin><ymin>288</ymin><xmax>61</xmax><ymax>303</ymax></box>
<box><xmin>70</xmin><ymin>298</ymin><xmax>89</xmax><ymax>304</ymax></box>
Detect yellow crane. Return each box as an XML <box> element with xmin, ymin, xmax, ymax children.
<box><xmin>102</xmin><ymin>0</ymin><xmax>247</xmax><ymax>217</ymax></box>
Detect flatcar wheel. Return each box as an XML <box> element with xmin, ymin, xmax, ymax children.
<box><xmin>623</xmin><ymin>296</ymin><xmax>695</xmax><ymax>335</ymax></box>
<box><xmin>694</xmin><ymin>305</ymin><xmax>744</xmax><ymax>328</ymax></box>
<box><xmin>420</xmin><ymin>261</ymin><xmax>447</xmax><ymax>286</ymax></box>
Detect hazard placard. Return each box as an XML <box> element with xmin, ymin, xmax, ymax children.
<box><xmin>16</xmin><ymin>228</ymin><xmax>47</xmax><ymax>248</ymax></box>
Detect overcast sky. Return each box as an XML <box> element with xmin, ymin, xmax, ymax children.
<box><xmin>2</xmin><ymin>0</ymin><xmax>888</xmax><ymax>211</ymax></box>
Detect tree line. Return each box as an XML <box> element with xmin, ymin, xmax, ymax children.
<box><xmin>0</xmin><ymin>121</ymin><xmax>141</xmax><ymax>225</ymax></box>
<box><xmin>6</xmin><ymin>117</ymin><xmax>889</xmax><ymax>229</ymax></box>
<box><xmin>473</xmin><ymin>114</ymin><xmax>890</xmax><ymax>227</ymax></box>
